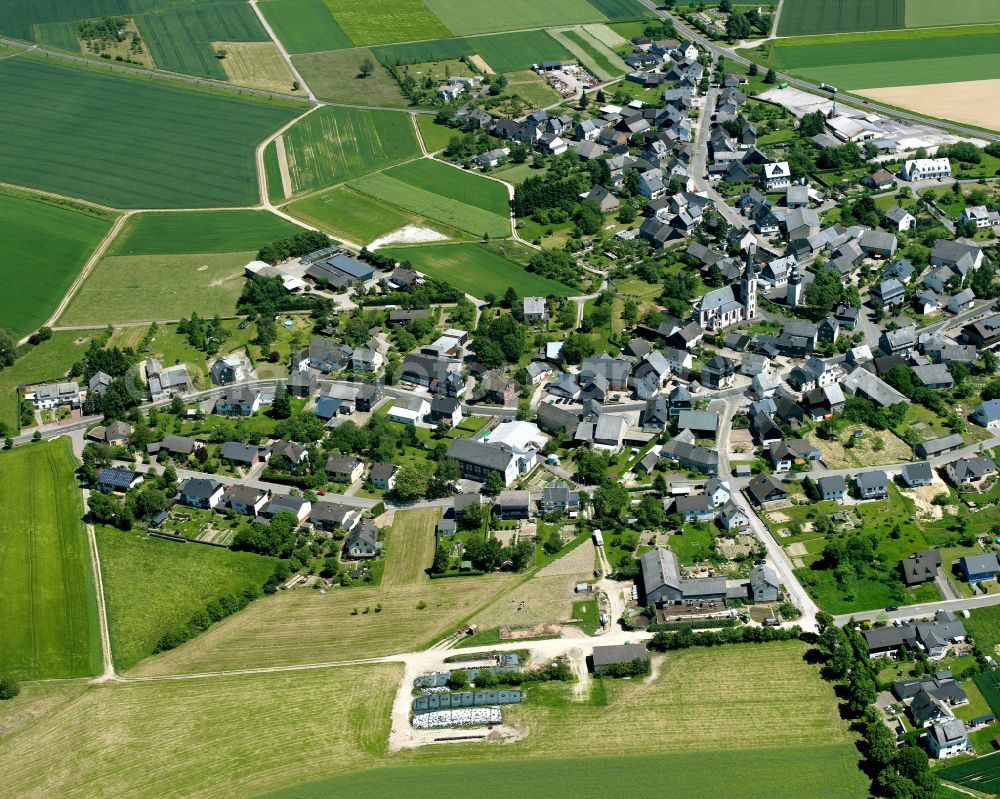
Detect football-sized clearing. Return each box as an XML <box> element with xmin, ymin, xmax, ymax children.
<box><xmin>279</xmin><ymin>106</ymin><xmax>421</xmax><ymax>195</ymax></box>
<box><xmin>371</xmin><ymin>30</ymin><xmax>572</xmax><ymax>74</ymax></box>
<box><xmin>776</xmin><ymin>0</ymin><xmax>903</xmax><ymax>36</ymax></box>
<box><xmin>107</xmin><ymin>210</ymin><xmax>303</xmax><ymax>256</ymax></box>
<box><xmin>381</xmin><ymin>242</ymin><xmax>576</xmax><ymax>298</ymax></box>
<box><xmin>0</xmin><ymin>664</ymin><xmax>403</xmax><ymax>799</ymax></box>
<box><xmin>857</xmin><ymin>79</ymin><xmax>1000</xmax><ymax>132</ymax></box>
<box><xmin>262</xmin><ymin>641</ymin><xmax>865</xmax><ymax>799</ymax></box>
<box><xmin>747</xmin><ymin>25</ymin><xmax>1000</xmax><ymax>90</ymax></box>
<box><xmin>0</xmin><ymin>187</ymin><xmax>117</xmax><ymax>335</ymax></box>
<box><xmin>217</xmin><ymin>41</ymin><xmax>303</xmax><ymax>94</ymax></box>
<box><xmin>381</xmin><ymin>508</ymin><xmax>440</xmax><ymax>587</ymax></box>
<box><xmin>58</xmin><ymin>251</ymin><xmax>254</xmax><ymax>326</ymax></box>
<box><xmin>324</xmin><ymin>0</ymin><xmax>450</xmax><ymax>45</ymax></box>
<box><xmin>0</xmin><ymin>55</ymin><xmax>300</xmax><ymax>208</ymax></box>
<box><xmin>95</xmin><ymin>526</ymin><xmax>278</xmax><ymax>671</ymax></box>
<box><xmin>127</xmin><ymin>573</ymin><xmax>516</xmax><ymax>676</ymax></box>
<box><xmin>349</xmin><ymin>173</ymin><xmax>510</xmax><ymax>238</ymax></box>
<box><xmin>0</xmin><ymin>440</ymin><xmax>101</xmax><ymax>680</ymax></box>
<box><xmin>422</xmin><ymin>0</ymin><xmax>605</xmax><ymax>35</ymax></box>
<box><xmin>0</xmin><ymin>332</ymin><xmax>92</xmax><ymax>432</ymax></box>
<box><xmin>293</xmin><ymin>48</ymin><xmax>408</xmax><ymax>107</ymax></box>
<box><xmin>259</xmin><ymin>0</ymin><xmax>353</xmax><ymax>53</ymax></box>
<box><xmin>904</xmin><ymin>0</ymin><xmax>1000</xmax><ymax>28</ymax></box>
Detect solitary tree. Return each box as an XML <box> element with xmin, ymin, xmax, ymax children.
<box><xmin>764</xmin><ymin>67</ymin><xmax>777</xmax><ymax>84</ymax></box>
<box><xmin>359</xmin><ymin>58</ymin><xmax>375</xmax><ymax>78</ymax></box>
<box><xmin>271</xmin><ymin>381</ymin><xmax>291</xmax><ymax>419</ymax></box>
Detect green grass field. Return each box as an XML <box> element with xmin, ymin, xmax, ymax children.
<box><xmin>559</xmin><ymin>27</ymin><xmax>625</xmax><ymax>79</ymax></box>
<box><xmin>279</xmin><ymin>106</ymin><xmax>421</xmax><ymax>195</ymax></box>
<box><xmin>423</xmin><ymin>0</ymin><xmax>606</xmax><ymax>35</ymax></box>
<box><xmin>746</xmin><ymin>25</ymin><xmax>1000</xmax><ymax>89</ymax></box>
<box><xmin>939</xmin><ymin>752</ymin><xmax>1000</xmax><ymax>795</ymax></box>
<box><xmin>0</xmin><ymin>664</ymin><xmax>403</xmax><ymax>799</ymax></box>
<box><xmin>380</xmin><ymin>242</ymin><xmax>576</xmax><ymax>298</ymax></box>
<box><xmin>372</xmin><ymin>30</ymin><xmax>573</xmax><ymax>74</ymax></box>
<box><xmin>386</xmin><ymin>160</ymin><xmax>511</xmax><ymax>216</ymax></box>
<box><xmin>58</xmin><ymin>251</ymin><xmax>254</xmax><ymax>325</ymax></box>
<box><xmin>95</xmin><ymin>526</ymin><xmax>278</xmax><ymax>670</ymax></box>
<box><xmin>286</xmin><ymin>186</ymin><xmax>428</xmax><ymax>244</ymax></box>
<box><xmin>107</xmin><ymin>210</ymin><xmax>302</xmax><ymax>256</ymax></box>
<box><xmin>905</xmin><ymin>0</ymin><xmax>1000</xmax><ymax>27</ymax></box>
<box><xmin>0</xmin><ymin>440</ymin><xmax>101</xmax><ymax>680</ymax></box>
<box><xmin>136</xmin><ymin>4</ymin><xmax>269</xmax><ymax>80</ymax></box>
<box><xmin>777</xmin><ymin>0</ymin><xmax>903</xmax><ymax>36</ymax></box>
<box><xmin>967</xmin><ymin>605</ymin><xmax>1000</xmax><ymax>655</ymax></box>
<box><xmin>0</xmin><ymin>333</ymin><xmax>93</xmax><ymax>432</ymax></box>
<box><xmin>0</xmin><ymin>187</ymin><xmax>117</xmax><ymax>335</ymax></box>
<box><xmin>324</xmin><ymin>0</ymin><xmax>451</xmax><ymax>45</ymax></box>
<box><xmin>415</xmin><ymin>116</ymin><xmax>455</xmax><ymax>152</ymax></box>
<box><xmin>293</xmin><ymin>48</ymin><xmax>409</xmax><ymax>106</ymax></box>
<box><xmin>349</xmin><ymin>164</ymin><xmax>511</xmax><ymax>239</ymax></box>
<box><xmin>381</xmin><ymin>508</ymin><xmax>439</xmax><ymax>587</ymax></box>
<box><xmin>259</xmin><ymin>0</ymin><xmax>354</xmax><ymax>53</ymax></box>
<box><xmin>263</xmin><ymin>141</ymin><xmax>285</xmax><ymax>203</ymax></box>
<box><xmin>582</xmin><ymin>0</ymin><xmax>648</xmax><ymax>19</ymax></box>
<box><xmin>0</xmin><ymin>55</ymin><xmax>299</xmax><ymax>208</ymax></box>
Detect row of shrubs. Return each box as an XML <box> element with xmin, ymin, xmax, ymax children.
<box><xmin>646</xmin><ymin>618</ymin><xmax>738</xmax><ymax>634</ymax></box>
<box><xmin>647</xmin><ymin>624</ymin><xmax>802</xmax><ymax>651</ymax></box>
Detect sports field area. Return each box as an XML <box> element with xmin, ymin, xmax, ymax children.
<box><xmin>0</xmin><ymin>187</ymin><xmax>117</xmax><ymax>336</ymax></box>
<box><xmin>0</xmin><ymin>55</ymin><xmax>299</xmax><ymax>208</ymax></box>
<box><xmin>107</xmin><ymin>210</ymin><xmax>303</xmax><ymax>256</ymax></box>
<box><xmin>0</xmin><ymin>441</ymin><xmax>101</xmax><ymax>680</ymax></box>
<box><xmin>744</xmin><ymin>25</ymin><xmax>1000</xmax><ymax>89</ymax></box>
<box><xmin>95</xmin><ymin>526</ymin><xmax>278</xmax><ymax>670</ymax></box>
<box><xmin>349</xmin><ymin>160</ymin><xmax>511</xmax><ymax>238</ymax></box>
<box><xmin>58</xmin><ymin>251</ymin><xmax>254</xmax><ymax>325</ymax></box>
<box><xmin>278</xmin><ymin>107</ymin><xmax>422</xmax><ymax>196</ymax></box>
<box><xmin>381</xmin><ymin>242</ymin><xmax>576</xmax><ymax>298</ymax></box>
<box><xmin>370</xmin><ymin>30</ymin><xmax>573</xmax><ymax>74</ymax></box>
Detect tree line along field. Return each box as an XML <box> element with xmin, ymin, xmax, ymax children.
<box><xmin>380</xmin><ymin>242</ymin><xmax>577</xmax><ymax>298</ymax></box>
<box><xmin>744</xmin><ymin>25</ymin><xmax>1000</xmax><ymax>89</ymax></box>
<box><xmin>277</xmin><ymin>106</ymin><xmax>422</xmax><ymax>196</ymax></box>
<box><xmin>0</xmin><ymin>55</ymin><xmax>300</xmax><ymax>208</ymax></box>
<box><xmin>95</xmin><ymin>526</ymin><xmax>278</xmax><ymax>670</ymax></box>
<box><xmin>0</xmin><ymin>187</ymin><xmax>117</xmax><ymax>336</ymax></box>
<box><xmin>0</xmin><ymin>440</ymin><xmax>101</xmax><ymax>680</ymax></box>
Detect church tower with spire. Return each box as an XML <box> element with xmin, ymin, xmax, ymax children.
<box><xmin>741</xmin><ymin>245</ymin><xmax>757</xmax><ymax>321</ymax></box>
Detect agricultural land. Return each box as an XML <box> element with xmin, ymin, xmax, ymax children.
<box><xmin>0</xmin><ymin>441</ymin><xmax>101</xmax><ymax>680</ymax></box>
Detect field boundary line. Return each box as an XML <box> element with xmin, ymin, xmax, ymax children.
<box><xmin>249</xmin><ymin>0</ymin><xmax>317</xmax><ymax>102</ymax></box>
<box><xmin>274</xmin><ymin>136</ymin><xmax>293</xmax><ymax>198</ymax></box>
<box><xmin>411</xmin><ymin>112</ymin><xmax>429</xmax><ymax>156</ymax></box>
<box><xmin>81</xmin><ymin>490</ymin><xmax>116</xmax><ymax>681</ymax></box>
<box><xmin>0</xmin><ymin>180</ymin><xmax>120</xmax><ymax>214</ymax></box>
<box><xmin>41</xmin><ymin>211</ymin><xmax>132</xmax><ymax>341</ymax></box>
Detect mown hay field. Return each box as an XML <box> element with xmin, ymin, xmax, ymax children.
<box><xmin>217</xmin><ymin>41</ymin><xmax>303</xmax><ymax>94</ymax></box>
<box><xmin>279</xmin><ymin>106</ymin><xmax>421</xmax><ymax>195</ymax></box>
<box><xmin>0</xmin><ymin>187</ymin><xmax>117</xmax><ymax>335</ymax></box>
<box><xmin>381</xmin><ymin>508</ymin><xmax>440</xmax><ymax>588</ymax></box>
<box><xmin>0</xmin><ymin>440</ymin><xmax>101</xmax><ymax>680</ymax></box>
<box><xmin>324</xmin><ymin>0</ymin><xmax>451</xmax><ymax>45</ymax></box>
<box><xmin>95</xmin><ymin>526</ymin><xmax>278</xmax><ymax>671</ymax></box>
<box><xmin>293</xmin><ymin>47</ymin><xmax>409</xmax><ymax>107</ymax></box>
<box><xmin>0</xmin><ymin>664</ymin><xmax>403</xmax><ymax>799</ymax></box>
<box><xmin>381</xmin><ymin>242</ymin><xmax>577</xmax><ymax>298</ymax></box>
<box><xmin>0</xmin><ymin>55</ymin><xmax>300</xmax><ymax>208</ymax></box>
<box><xmin>128</xmin><ymin>573</ymin><xmax>517</xmax><ymax>676</ymax></box>
<box><xmin>370</xmin><ymin>30</ymin><xmax>572</xmax><ymax>74</ymax></box>
<box><xmin>59</xmin><ymin>251</ymin><xmax>254</xmax><ymax>325</ymax></box>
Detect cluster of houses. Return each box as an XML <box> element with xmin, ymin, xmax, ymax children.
<box><xmin>639</xmin><ymin>545</ymin><xmax>780</xmax><ymax>606</ymax></box>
